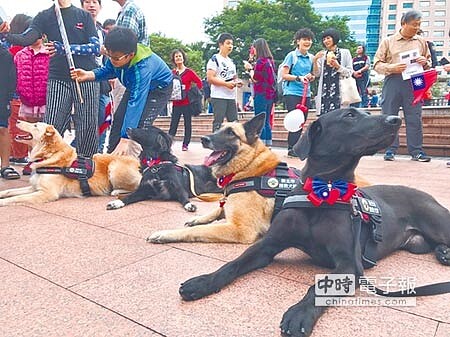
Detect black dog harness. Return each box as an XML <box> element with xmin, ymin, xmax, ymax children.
<box><xmin>220</xmin><ymin>163</ymin><xmax>301</xmax><ymax>218</ymax></box>
<box><xmin>35</xmin><ymin>156</ymin><xmax>94</xmax><ymax>196</ymax></box>
<box><xmin>282</xmin><ymin>177</ymin><xmax>382</xmax><ymax>268</ymax></box>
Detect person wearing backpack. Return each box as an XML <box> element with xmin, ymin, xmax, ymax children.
<box><xmin>279</xmin><ymin>28</ymin><xmax>316</xmax><ymax>157</ymax></box>
<box><xmin>206</xmin><ymin>32</ymin><xmax>243</xmax><ymax>132</ymax></box>
<box><xmin>244</xmin><ymin>38</ymin><xmax>276</xmax><ymax>147</ymax></box>
<box><xmin>168</xmin><ymin>48</ymin><xmax>203</xmax><ymax>151</ymax></box>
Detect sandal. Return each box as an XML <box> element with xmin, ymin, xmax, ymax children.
<box><xmin>0</xmin><ymin>167</ymin><xmax>21</xmax><ymax>180</ymax></box>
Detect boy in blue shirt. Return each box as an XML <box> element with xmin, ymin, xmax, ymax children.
<box><xmin>72</xmin><ymin>27</ymin><xmax>173</xmax><ymax>155</ymax></box>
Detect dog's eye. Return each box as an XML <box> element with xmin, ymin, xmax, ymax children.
<box><xmin>226</xmin><ymin>128</ymin><xmax>235</xmax><ymax>136</ymax></box>
<box><xmin>345</xmin><ymin>112</ymin><xmax>355</xmax><ymax>118</ymax></box>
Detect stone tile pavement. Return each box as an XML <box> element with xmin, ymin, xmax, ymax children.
<box><xmin>0</xmin><ymin>142</ymin><xmax>449</xmax><ymax>337</ymax></box>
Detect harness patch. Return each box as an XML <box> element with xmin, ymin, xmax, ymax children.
<box><xmin>35</xmin><ymin>157</ymin><xmax>94</xmax><ymax>196</ymax></box>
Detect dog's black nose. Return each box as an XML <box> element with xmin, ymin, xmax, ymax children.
<box><xmin>201</xmin><ymin>136</ymin><xmax>211</xmax><ymax>146</ymax></box>
<box><xmin>386</xmin><ymin>115</ymin><xmax>402</xmax><ymax>126</ymax></box>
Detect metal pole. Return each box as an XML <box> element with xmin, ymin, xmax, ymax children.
<box><xmin>54</xmin><ymin>0</ymin><xmax>84</xmax><ymax>104</ymax></box>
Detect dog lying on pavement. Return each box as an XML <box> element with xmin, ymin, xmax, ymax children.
<box><xmin>147</xmin><ymin>114</ymin><xmax>369</xmax><ymax>244</ymax></box>
<box><xmin>0</xmin><ymin>121</ymin><xmax>141</xmax><ymax>206</ymax></box>
<box><xmin>178</xmin><ymin>108</ymin><xmax>450</xmax><ymax>337</ymax></box>
<box><xmin>106</xmin><ymin>126</ymin><xmax>222</xmax><ymax>212</ymax></box>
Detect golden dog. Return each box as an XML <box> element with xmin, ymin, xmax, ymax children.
<box><xmin>148</xmin><ymin>114</ymin><xmax>370</xmax><ymax>244</ymax></box>
<box><xmin>0</xmin><ymin>121</ymin><xmax>141</xmax><ymax>206</ymax></box>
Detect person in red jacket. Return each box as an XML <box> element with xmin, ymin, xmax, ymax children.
<box><xmin>168</xmin><ymin>48</ymin><xmax>202</xmax><ymax>151</ymax></box>
<box><xmin>7</xmin><ymin>14</ymin><xmax>32</xmax><ymax>166</ymax></box>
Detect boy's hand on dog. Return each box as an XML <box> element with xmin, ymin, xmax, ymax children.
<box><xmin>111</xmin><ymin>138</ymin><xmax>133</xmax><ymax>156</ymax></box>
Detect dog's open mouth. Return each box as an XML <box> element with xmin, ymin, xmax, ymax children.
<box><xmin>15</xmin><ymin>133</ymin><xmax>33</xmax><ymax>141</ymax></box>
<box><xmin>204</xmin><ymin>150</ymin><xmax>230</xmax><ymax>167</ymax></box>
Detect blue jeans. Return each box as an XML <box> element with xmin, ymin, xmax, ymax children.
<box><xmin>254</xmin><ymin>94</ymin><xmax>273</xmax><ymax>146</ymax></box>
<box><xmin>98</xmin><ymin>94</ymin><xmax>110</xmax><ymax>153</ymax></box>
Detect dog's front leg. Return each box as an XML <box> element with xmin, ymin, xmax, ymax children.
<box><xmin>280</xmin><ymin>260</ymin><xmax>363</xmax><ymax>337</ymax></box>
<box><xmin>0</xmin><ymin>189</ymin><xmax>59</xmax><ymax>206</ymax></box>
<box><xmin>184</xmin><ymin>206</ymin><xmax>224</xmax><ymax>227</ymax></box>
<box><xmin>0</xmin><ymin>186</ymin><xmax>35</xmax><ymax>199</ymax></box>
<box><xmin>180</xmin><ymin>236</ymin><xmax>286</xmax><ymax>300</ymax></box>
<box><xmin>106</xmin><ymin>189</ymin><xmax>152</xmax><ymax>210</ymax></box>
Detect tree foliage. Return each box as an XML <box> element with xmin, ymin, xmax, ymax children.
<box><xmin>203</xmin><ymin>0</ymin><xmax>357</xmax><ymax>72</ymax></box>
<box><xmin>149</xmin><ymin>33</ymin><xmax>206</xmax><ymax>77</ymax></box>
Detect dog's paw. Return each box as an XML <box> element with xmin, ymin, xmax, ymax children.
<box><xmin>179</xmin><ymin>274</ymin><xmax>220</xmax><ymax>301</ymax></box>
<box><xmin>184</xmin><ymin>202</ymin><xmax>197</xmax><ymax>212</ymax></box>
<box><xmin>106</xmin><ymin>199</ymin><xmax>125</xmax><ymax>210</ymax></box>
<box><xmin>146</xmin><ymin>230</ymin><xmax>175</xmax><ymax>244</ymax></box>
<box><xmin>435</xmin><ymin>244</ymin><xmax>450</xmax><ymax>265</ymax></box>
<box><xmin>110</xmin><ymin>189</ymin><xmax>130</xmax><ymax>197</ymax></box>
<box><xmin>280</xmin><ymin>303</ymin><xmax>318</xmax><ymax>337</ymax></box>
<box><xmin>185</xmin><ymin>216</ymin><xmax>202</xmax><ymax>227</ymax></box>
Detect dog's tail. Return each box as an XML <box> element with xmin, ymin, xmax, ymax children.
<box><xmin>195</xmin><ymin>193</ymin><xmax>223</xmax><ymax>202</ymax></box>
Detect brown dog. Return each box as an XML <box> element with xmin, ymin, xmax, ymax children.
<box><xmin>0</xmin><ymin>121</ymin><xmax>141</xmax><ymax>206</ymax></box>
<box><xmin>147</xmin><ymin>114</ymin><xmax>370</xmax><ymax>244</ymax></box>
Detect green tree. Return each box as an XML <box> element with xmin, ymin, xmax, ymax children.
<box><xmin>203</xmin><ymin>0</ymin><xmax>356</xmax><ymax>72</ymax></box>
<box><xmin>149</xmin><ymin>33</ymin><xmax>205</xmax><ymax>76</ymax></box>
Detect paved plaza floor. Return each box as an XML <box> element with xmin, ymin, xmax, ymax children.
<box><xmin>1</xmin><ymin>142</ymin><xmax>449</xmax><ymax>337</ymax></box>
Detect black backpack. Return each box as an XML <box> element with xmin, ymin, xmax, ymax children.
<box><xmin>188</xmin><ymin>86</ymin><xmax>203</xmax><ymax>116</ymax></box>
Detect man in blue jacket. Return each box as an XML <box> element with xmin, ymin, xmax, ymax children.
<box><xmin>72</xmin><ymin>26</ymin><xmax>173</xmax><ymax>155</ymax></box>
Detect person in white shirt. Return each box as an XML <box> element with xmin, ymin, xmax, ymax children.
<box><xmin>206</xmin><ymin>33</ymin><xmax>243</xmax><ymax>132</ymax></box>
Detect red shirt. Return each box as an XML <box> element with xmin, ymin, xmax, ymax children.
<box><xmin>172</xmin><ymin>68</ymin><xmax>203</xmax><ymax>106</ymax></box>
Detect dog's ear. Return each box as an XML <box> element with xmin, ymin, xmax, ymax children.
<box><xmin>157</xmin><ymin>131</ymin><xmax>172</xmax><ymax>151</ymax></box>
<box><xmin>42</xmin><ymin>125</ymin><xmax>56</xmax><ymax>143</ymax></box>
<box><xmin>294</xmin><ymin>119</ymin><xmax>322</xmax><ymax>160</ymax></box>
<box><xmin>244</xmin><ymin>113</ymin><xmax>265</xmax><ymax>144</ymax></box>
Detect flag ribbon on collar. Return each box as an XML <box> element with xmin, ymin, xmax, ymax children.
<box><xmin>217</xmin><ymin>173</ymin><xmax>235</xmax><ymax>189</ymax></box>
<box><xmin>141</xmin><ymin>157</ymin><xmax>161</xmax><ymax>168</ymax></box>
<box><xmin>303</xmin><ymin>177</ymin><xmax>357</xmax><ymax>207</ymax></box>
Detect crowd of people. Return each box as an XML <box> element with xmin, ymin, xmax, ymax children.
<box><xmin>0</xmin><ymin>3</ymin><xmax>449</xmax><ymax>180</ymax></box>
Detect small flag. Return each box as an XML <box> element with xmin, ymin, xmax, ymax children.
<box><xmin>410</xmin><ymin>69</ymin><xmax>438</xmax><ymax>105</ymax></box>
<box><xmin>99</xmin><ymin>101</ymin><xmax>112</xmax><ymax>135</ymax></box>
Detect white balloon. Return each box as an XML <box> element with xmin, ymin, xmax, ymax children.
<box><xmin>283</xmin><ymin>109</ymin><xmax>305</xmax><ymax>132</ymax></box>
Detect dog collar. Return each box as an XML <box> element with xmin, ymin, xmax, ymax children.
<box><xmin>303</xmin><ymin>177</ymin><xmax>357</xmax><ymax>207</ymax></box>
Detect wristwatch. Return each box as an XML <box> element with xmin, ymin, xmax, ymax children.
<box><xmin>295</xmin><ymin>75</ymin><xmax>301</xmax><ymax>82</ymax></box>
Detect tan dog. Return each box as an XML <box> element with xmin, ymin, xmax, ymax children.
<box><xmin>0</xmin><ymin>121</ymin><xmax>141</xmax><ymax>206</ymax></box>
<box><xmin>148</xmin><ymin>114</ymin><xmax>278</xmax><ymax>244</ymax></box>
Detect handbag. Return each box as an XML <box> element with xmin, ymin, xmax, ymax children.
<box><xmin>187</xmin><ymin>86</ymin><xmax>203</xmax><ymax>116</ymax></box>
<box><xmin>340</xmin><ymin>76</ymin><xmax>361</xmax><ymax>105</ymax></box>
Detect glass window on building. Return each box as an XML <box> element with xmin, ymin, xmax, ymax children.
<box><xmin>422</xmin><ymin>21</ymin><xmax>429</xmax><ymax>27</ymax></box>
<box><xmin>388</xmin><ymin>24</ymin><xmax>396</xmax><ymax>30</ymax></box>
<box><xmin>434</xmin><ymin>20</ymin><xmax>445</xmax><ymax>27</ymax></box>
<box><xmin>388</xmin><ymin>14</ymin><xmax>396</xmax><ymax>20</ymax></box>
<box><xmin>435</xmin><ymin>10</ymin><xmax>446</xmax><ymax>16</ymax></box>
<box><xmin>432</xmin><ymin>30</ymin><xmax>445</xmax><ymax>37</ymax></box>
<box><xmin>389</xmin><ymin>4</ymin><xmax>397</xmax><ymax>10</ymax></box>
<box><xmin>435</xmin><ymin>0</ymin><xmax>446</xmax><ymax>5</ymax></box>
<box><xmin>434</xmin><ymin>41</ymin><xmax>444</xmax><ymax>47</ymax></box>
<box><xmin>419</xmin><ymin>1</ymin><xmax>430</xmax><ymax>6</ymax></box>
<box><xmin>402</xmin><ymin>2</ymin><xmax>413</xmax><ymax>8</ymax></box>
<box><xmin>422</xmin><ymin>11</ymin><xmax>430</xmax><ymax>17</ymax></box>
<box><xmin>436</xmin><ymin>51</ymin><xmax>443</xmax><ymax>57</ymax></box>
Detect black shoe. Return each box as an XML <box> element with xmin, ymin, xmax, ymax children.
<box><xmin>287</xmin><ymin>149</ymin><xmax>298</xmax><ymax>158</ymax></box>
<box><xmin>411</xmin><ymin>152</ymin><xmax>431</xmax><ymax>162</ymax></box>
<box><xmin>10</xmin><ymin>157</ymin><xmax>29</xmax><ymax>166</ymax></box>
<box><xmin>383</xmin><ymin>151</ymin><xmax>395</xmax><ymax>161</ymax></box>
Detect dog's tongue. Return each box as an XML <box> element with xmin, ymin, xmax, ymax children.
<box><xmin>204</xmin><ymin>151</ymin><xmax>223</xmax><ymax>167</ymax></box>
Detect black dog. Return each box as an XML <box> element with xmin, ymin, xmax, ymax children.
<box><xmin>178</xmin><ymin>108</ymin><xmax>450</xmax><ymax>336</ymax></box>
<box><xmin>106</xmin><ymin>126</ymin><xmax>222</xmax><ymax>211</ymax></box>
